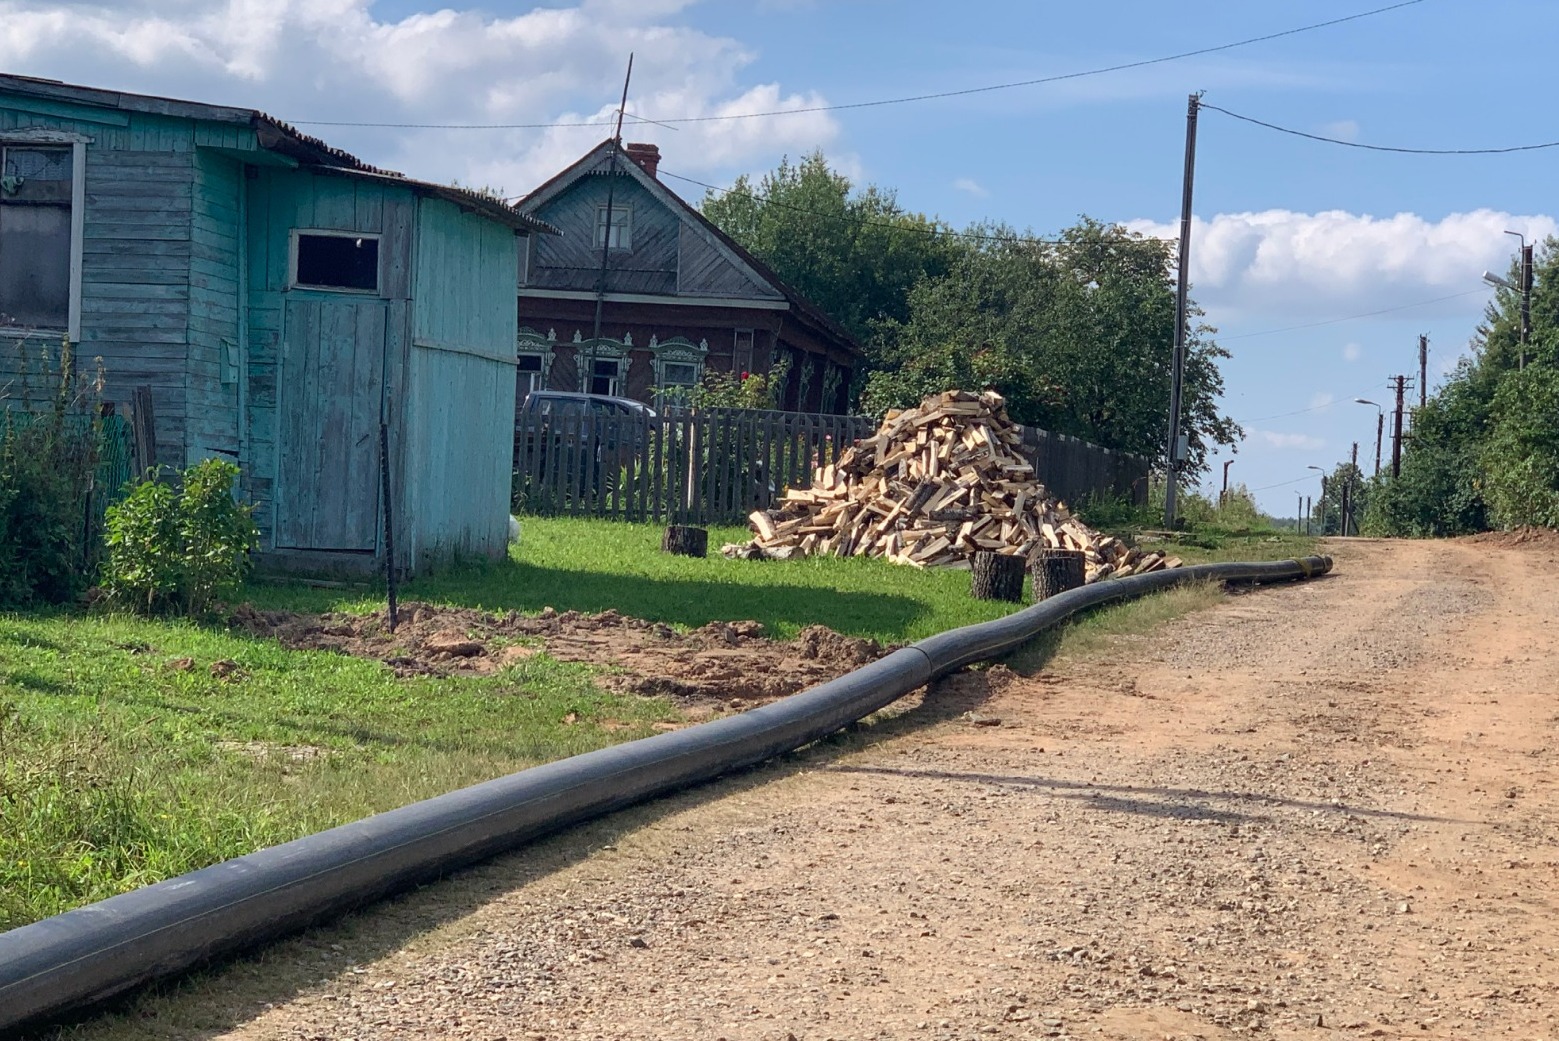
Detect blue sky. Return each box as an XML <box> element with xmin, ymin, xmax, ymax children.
<box><xmin>2</xmin><ymin>0</ymin><xmax>1551</xmax><ymax>511</ymax></box>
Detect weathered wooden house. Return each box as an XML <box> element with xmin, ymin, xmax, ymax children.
<box><xmin>0</xmin><ymin>73</ymin><xmax>554</xmax><ymax>572</ymax></box>
<box><xmin>515</xmin><ymin>140</ymin><xmax>862</xmax><ymax>414</ymax></box>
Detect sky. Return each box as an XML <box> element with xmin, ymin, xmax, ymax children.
<box><xmin>1</xmin><ymin>0</ymin><xmax>1552</xmax><ymax>513</ymax></box>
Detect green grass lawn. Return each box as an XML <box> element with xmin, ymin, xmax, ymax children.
<box><xmin>244</xmin><ymin>517</ymin><xmax>1026</xmax><ymax>644</ymax></box>
<box><xmin>2</xmin><ymin>515</ymin><xmax>1315</xmax><ymax>930</ymax></box>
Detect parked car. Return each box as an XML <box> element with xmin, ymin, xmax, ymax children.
<box><xmin>515</xmin><ymin>391</ymin><xmax>656</xmax><ymax>488</ymax></box>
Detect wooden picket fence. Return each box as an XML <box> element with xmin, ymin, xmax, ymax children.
<box><xmin>513</xmin><ymin>406</ymin><xmax>1151</xmax><ymax>526</ymax></box>
<box><xmin>514</xmin><ymin>407</ymin><xmax>873</xmax><ymax>525</ymax></box>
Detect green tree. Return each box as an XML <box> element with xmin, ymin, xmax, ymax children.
<box><xmin>862</xmin><ymin>219</ymin><xmax>1240</xmax><ymax>475</ymax></box>
<box><xmin>1481</xmin><ymin>365</ymin><xmax>1559</xmax><ymax>528</ymax></box>
<box><xmin>700</xmin><ymin>152</ymin><xmax>962</xmax><ymax>344</ymax></box>
<box><xmin>1367</xmin><ymin>236</ymin><xmax>1559</xmax><ymax>536</ymax></box>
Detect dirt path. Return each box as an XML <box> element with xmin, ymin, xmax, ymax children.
<box><xmin>61</xmin><ymin>538</ymin><xmax>1559</xmax><ymax>1041</ymax></box>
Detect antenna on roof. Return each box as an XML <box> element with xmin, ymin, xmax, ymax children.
<box><xmin>592</xmin><ymin>53</ymin><xmax>634</xmax><ymax>343</ymax></box>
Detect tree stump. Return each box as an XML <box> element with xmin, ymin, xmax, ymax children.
<box><xmin>1032</xmin><ymin>548</ymin><xmax>1086</xmax><ymax>602</ymax></box>
<box><xmin>661</xmin><ymin>524</ymin><xmax>708</xmax><ymax>558</ymax></box>
<box><xmin>971</xmin><ymin>551</ymin><xmax>1026</xmax><ymax>602</ymax></box>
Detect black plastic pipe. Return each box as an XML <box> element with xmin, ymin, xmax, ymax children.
<box><xmin>0</xmin><ymin>555</ymin><xmax>1331</xmax><ymax>1034</ymax></box>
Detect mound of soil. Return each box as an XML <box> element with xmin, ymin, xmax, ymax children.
<box><xmin>1459</xmin><ymin>526</ymin><xmax>1559</xmax><ymax>550</ymax></box>
<box><xmin>231</xmin><ymin>603</ymin><xmax>886</xmax><ymax>707</ymax></box>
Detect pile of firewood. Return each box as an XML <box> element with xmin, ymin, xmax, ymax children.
<box><xmin>730</xmin><ymin>390</ymin><xmax>1180</xmax><ymax>582</ymax></box>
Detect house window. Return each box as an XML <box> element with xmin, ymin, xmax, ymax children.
<box><xmin>0</xmin><ymin>144</ymin><xmax>75</xmax><ymax>331</ymax></box>
<box><xmin>733</xmin><ymin>328</ymin><xmax>755</xmax><ymax>375</ymax></box>
<box><xmin>517</xmin><ymin>353</ymin><xmax>545</xmax><ymax>395</ymax></box>
<box><xmin>292</xmin><ymin>231</ymin><xmax>380</xmax><ymax>293</ymax></box>
<box><xmin>588</xmin><ymin>356</ymin><xmax>621</xmax><ymax>396</ymax></box>
<box><xmin>594</xmin><ymin>204</ymin><xmax>631</xmax><ymax>250</ymax></box>
<box><xmin>649</xmin><ymin>335</ymin><xmax>708</xmax><ymax>409</ymax></box>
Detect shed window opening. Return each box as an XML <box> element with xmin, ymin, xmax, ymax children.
<box><xmin>0</xmin><ymin>145</ymin><xmax>73</xmax><ymax>330</ymax></box>
<box><xmin>294</xmin><ymin>232</ymin><xmax>380</xmax><ymax>293</ymax></box>
<box><xmin>588</xmin><ymin>356</ymin><xmax>621</xmax><ymax>397</ymax></box>
<box><xmin>594</xmin><ymin>205</ymin><xmax>631</xmax><ymax>250</ymax></box>
<box><xmin>517</xmin><ymin>353</ymin><xmax>544</xmax><ymax>395</ymax></box>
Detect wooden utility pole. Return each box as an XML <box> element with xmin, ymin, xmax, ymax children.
<box><xmin>1345</xmin><ymin>441</ymin><xmax>1359</xmax><ymax>536</ymax></box>
<box><xmin>588</xmin><ymin>54</ymin><xmax>635</xmax><ymax>387</ymax></box>
<box><xmin>1418</xmin><ymin>334</ymin><xmax>1429</xmax><ymax>411</ymax></box>
<box><xmin>1163</xmin><ymin>92</ymin><xmax>1201</xmax><ymax>529</ymax></box>
<box><xmin>1297</xmin><ymin>492</ymin><xmax>1304</xmax><ymax>533</ymax></box>
<box><xmin>1390</xmin><ymin>375</ymin><xmax>1407</xmax><ymax>478</ymax></box>
<box><xmin>1305</xmin><ymin>495</ymin><xmax>1312</xmax><ymax>536</ymax></box>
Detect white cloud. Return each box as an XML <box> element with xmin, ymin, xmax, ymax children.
<box><xmin>0</xmin><ymin>0</ymin><xmax>839</xmax><ymax>193</ymax></box>
<box><xmin>1309</xmin><ymin>392</ymin><xmax>1335</xmax><ymax>410</ymax></box>
<box><xmin>953</xmin><ymin>177</ymin><xmax>989</xmax><ymax>198</ymax></box>
<box><xmin>1128</xmin><ymin>208</ymin><xmax>1558</xmax><ymax>322</ymax></box>
<box><xmin>1342</xmin><ymin>343</ymin><xmax>1362</xmax><ymax>363</ymax></box>
<box><xmin>1255</xmin><ymin>430</ymin><xmax>1326</xmax><ymax>451</ymax></box>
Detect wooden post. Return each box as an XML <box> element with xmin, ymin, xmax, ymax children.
<box><xmin>1032</xmin><ymin>548</ymin><xmax>1085</xmax><ymax>602</ymax></box>
<box><xmin>130</xmin><ymin>385</ymin><xmax>156</xmax><ymax>477</ymax></box>
<box><xmin>662</xmin><ymin>524</ymin><xmax>708</xmax><ymax>558</ymax></box>
<box><xmin>971</xmin><ymin>551</ymin><xmax>1026</xmax><ymax>602</ymax></box>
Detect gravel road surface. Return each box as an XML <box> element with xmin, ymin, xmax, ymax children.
<box><xmin>50</xmin><ymin>537</ymin><xmax>1559</xmax><ymax>1041</ymax></box>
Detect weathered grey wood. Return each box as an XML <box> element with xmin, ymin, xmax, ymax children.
<box><xmin>661</xmin><ymin>524</ymin><xmax>707</xmax><ymax>558</ymax></box>
<box><xmin>971</xmin><ymin>552</ymin><xmax>1026</xmax><ymax>602</ymax></box>
<box><xmin>1032</xmin><ymin>549</ymin><xmax>1086</xmax><ymax>602</ymax></box>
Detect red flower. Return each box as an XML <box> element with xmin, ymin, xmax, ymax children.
<box><xmin>740</xmin><ymin>371</ymin><xmax>750</xmax><ymax>379</ymax></box>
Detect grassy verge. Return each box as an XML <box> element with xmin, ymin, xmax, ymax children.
<box><xmin>3</xmin><ymin>515</ymin><xmax>1315</xmax><ymax>930</ymax></box>
<box><xmin>0</xmin><ymin>611</ymin><xmax>674</xmax><ymax>930</ymax></box>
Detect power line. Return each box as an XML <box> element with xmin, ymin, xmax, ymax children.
<box><xmin>1236</xmin><ymin>391</ymin><xmax>1376</xmax><ymax>425</ymax></box>
<box><xmin>1219</xmin><ymin>288</ymin><xmax>1487</xmax><ymax>341</ymax></box>
<box><xmin>287</xmin><ymin>1</ymin><xmax>1427</xmax><ymax>130</ymax></box>
<box><xmin>1250</xmin><ymin>473</ymin><xmax>1326</xmax><ymax>493</ymax></box>
<box><xmin>1202</xmin><ymin>103</ymin><xmax>1559</xmax><ymax>156</ymax></box>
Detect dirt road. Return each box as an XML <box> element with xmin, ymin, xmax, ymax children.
<box><xmin>65</xmin><ymin>537</ymin><xmax>1559</xmax><ymax>1040</ymax></box>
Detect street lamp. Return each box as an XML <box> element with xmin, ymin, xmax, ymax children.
<box><xmin>1307</xmin><ymin>465</ymin><xmax>1327</xmax><ymax>535</ymax></box>
<box><xmin>1483</xmin><ymin>230</ymin><xmax>1533</xmax><ymax>369</ymax></box>
<box><xmin>1354</xmin><ymin>399</ymin><xmax>1383</xmax><ymax>477</ymax></box>
<box><xmin>1220</xmin><ymin>458</ymin><xmax>1234</xmax><ymax>504</ymax></box>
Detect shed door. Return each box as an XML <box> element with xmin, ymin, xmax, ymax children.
<box><xmin>276</xmin><ymin>296</ymin><xmax>387</xmax><ymax>551</ymax></box>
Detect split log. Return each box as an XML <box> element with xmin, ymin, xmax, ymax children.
<box><xmin>1032</xmin><ymin>548</ymin><xmax>1086</xmax><ymax>602</ymax></box>
<box><xmin>661</xmin><ymin>524</ymin><xmax>708</xmax><ymax>558</ymax></box>
<box><xmin>970</xmin><ymin>551</ymin><xmax>1027</xmax><ymax>602</ymax></box>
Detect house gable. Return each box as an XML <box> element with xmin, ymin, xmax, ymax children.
<box><xmin>520</xmin><ymin>142</ymin><xmax>781</xmax><ymax>304</ymax></box>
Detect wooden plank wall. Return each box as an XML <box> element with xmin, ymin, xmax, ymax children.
<box><xmin>676</xmin><ymin>223</ymin><xmax>779</xmax><ymax>299</ymax></box>
<box><xmin>0</xmin><ymin>103</ymin><xmax>199</xmax><ymax>463</ymax></box>
<box><xmin>186</xmin><ymin>149</ymin><xmax>243</xmax><ymax>463</ymax></box>
<box><xmin>400</xmin><ymin>197</ymin><xmax>519</xmax><ymax>566</ymax></box>
<box><xmin>530</xmin><ymin>173</ymin><xmax>679</xmax><ymax>293</ymax></box>
<box><xmin>244</xmin><ymin>169</ymin><xmax>415</xmax><ymax>550</ymax></box>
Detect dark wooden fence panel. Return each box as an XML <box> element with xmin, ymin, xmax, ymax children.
<box><xmin>513</xmin><ymin>407</ymin><xmax>1149</xmax><ymax>525</ymax></box>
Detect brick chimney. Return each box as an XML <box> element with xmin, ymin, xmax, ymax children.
<box><xmin>624</xmin><ymin>141</ymin><xmax>660</xmax><ymax>179</ymax></box>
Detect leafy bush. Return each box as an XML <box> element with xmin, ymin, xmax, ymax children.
<box><xmin>103</xmin><ymin>458</ymin><xmax>258</xmax><ymax>615</ymax></box>
<box><xmin>1480</xmin><ymin>365</ymin><xmax>1559</xmax><ymax>529</ymax></box>
<box><xmin>0</xmin><ymin>336</ymin><xmax>104</xmax><ymax>606</ymax></box>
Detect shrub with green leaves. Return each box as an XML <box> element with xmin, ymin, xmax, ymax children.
<box><xmin>103</xmin><ymin>458</ymin><xmax>259</xmax><ymax>615</ymax></box>
<box><xmin>0</xmin><ymin>336</ymin><xmax>103</xmax><ymax>606</ymax></box>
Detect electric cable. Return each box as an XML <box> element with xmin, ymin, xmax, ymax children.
<box><xmin>286</xmin><ymin>2</ymin><xmax>1428</xmax><ymax>130</ymax></box>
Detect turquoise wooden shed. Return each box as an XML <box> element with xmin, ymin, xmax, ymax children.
<box><xmin>0</xmin><ymin>73</ymin><xmax>554</xmax><ymax>573</ymax></box>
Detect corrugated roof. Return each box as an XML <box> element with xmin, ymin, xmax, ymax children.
<box><xmin>0</xmin><ymin>72</ymin><xmax>557</xmax><ymax>236</ymax></box>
